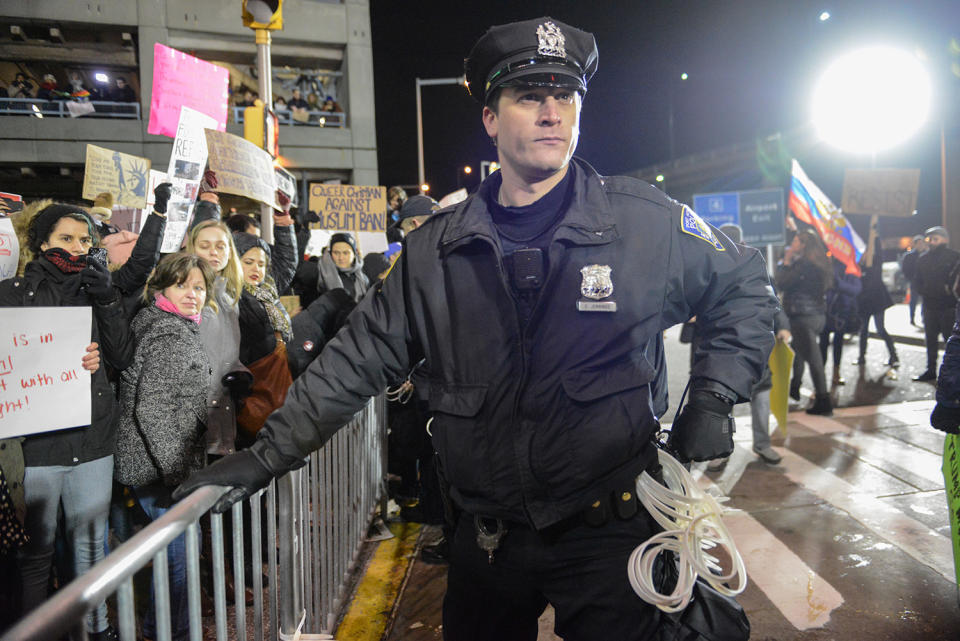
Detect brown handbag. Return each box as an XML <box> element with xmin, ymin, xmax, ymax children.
<box><xmin>237</xmin><ymin>335</ymin><xmax>293</xmax><ymax>439</ymax></box>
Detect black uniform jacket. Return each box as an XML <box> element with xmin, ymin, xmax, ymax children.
<box><xmin>252</xmin><ymin>159</ymin><xmax>777</xmax><ymax>528</ymax></box>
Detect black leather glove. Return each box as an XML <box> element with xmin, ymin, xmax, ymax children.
<box><xmin>80</xmin><ymin>259</ymin><xmax>117</xmax><ymax>304</ymax></box>
<box><xmin>172</xmin><ymin>450</ymin><xmax>274</xmax><ymax>513</ymax></box>
<box><xmin>667</xmin><ymin>390</ymin><xmax>736</xmax><ymax>462</ymax></box>
<box><xmin>930</xmin><ymin>404</ymin><xmax>960</xmax><ymax>434</ymax></box>
<box><xmin>153</xmin><ymin>182</ymin><xmax>173</xmax><ymax>214</ymax></box>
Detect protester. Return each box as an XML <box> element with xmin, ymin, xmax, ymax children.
<box><xmin>232</xmin><ymin>219</ymin><xmax>297</xmax><ymax>440</ymax></box>
<box><xmin>115</xmin><ymin>253</ymin><xmax>214</xmax><ymax>641</ymax></box>
<box><xmin>10</xmin><ymin>72</ymin><xmax>33</xmax><ymax>98</ymax></box>
<box><xmin>226</xmin><ymin>213</ymin><xmax>261</xmax><ymax>236</ymax></box>
<box><xmin>819</xmin><ymin>258</ymin><xmax>861</xmax><ymax>385</ymax></box>
<box><xmin>317</xmin><ymin>232</ymin><xmax>368</xmax><ymax>302</ymax></box>
<box><xmin>778</xmin><ymin>227</ymin><xmax>834</xmax><ymax>415</ymax></box>
<box><xmin>111</xmin><ymin>77</ymin><xmax>136</xmax><ymax>103</ymax></box>
<box><xmin>287</xmin><ymin>88</ymin><xmax>309</xmax><ymax>111</ymax></box>
<box><xmin>901</xmin><ymin>234</ymin><xmax>926</xmax><ymax>326</ymax></box>
<box><xmin>856</xmin><ymin>234</ymin><xmax>899</xmax><ymax>368</ymax></box>
<box><xmin>185</xmin><ymin>220</ymin><xmax>247</xmax><ymax>457</ymax></box>
<box><xmin>385</xmin><ymin>185</ymin><xmax>408</xmax><ymax>243</ymax></box>
<box><xmin>36</xmin><ymin>74</ymin><xmax>63</xmax><ymax>101</ymax></box>
<box><xmin>0</xmin><ymin>203</ymin><xmax>133</xmax><ymax>641</ymax></box>
<box><xmin>913</xmin><ymin>226</ymin><xmax>960</xmax><ymax>381</ymax></box>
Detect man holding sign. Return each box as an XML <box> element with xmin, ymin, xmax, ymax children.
<box><xmin>0</xmin><ymin>204</ymin><xmax>133</xmax><ymax>641</ymax></box>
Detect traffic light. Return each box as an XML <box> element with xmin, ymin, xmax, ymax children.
<box><xmin>242</xmin><ymin>0</ymin><xmax>283</xmax><ymax>30</ymax></box>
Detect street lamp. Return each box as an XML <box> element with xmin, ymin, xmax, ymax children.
<box><xmin>416</xmin><ymin>76</ymin><xmax>468</xmax><ymax>190</ymax></box>
<box><xmin>812</xmin><ymin>46</ymin><xmax>931</xmax><ymax>154</ymax></box>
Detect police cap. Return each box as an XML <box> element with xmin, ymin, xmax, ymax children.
<box><xmin>465</xmin><ymin>17</ymin><xmax>598</xmax><ymax>104</ymax></box>
<box><xmin>397</xmin><ymin>195</ymin><xmax>440</xmax><ymax>222</ymax></box>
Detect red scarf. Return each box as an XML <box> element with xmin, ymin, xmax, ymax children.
<box><xmin>43</xmin><ymin>248</ymin><xmax>87</xmax><ymax>273</ymax></box>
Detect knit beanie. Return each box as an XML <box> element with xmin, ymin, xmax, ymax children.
<box><xmin>232</xmin><ymin>231</ymin><xmax>271</xmax><ymax>261</ymax></box>
<box><xmin>27</xmin><ymin>204</ymin><xmax>96</xmax><ymax>254</ymax></box>
<box><xmin>361</xmin><ymin>252</ymin><xmax>390</xmax><ymax>283</ymax></box>
<box><xmin>89</xmin><ymin>192</ymin><xmax>114</xmax><ymax>222</ymax></box>
<box><xmin>329</xmin><ymin>232</ymin><xmax>358</xmax><ymax>255</ymax></box>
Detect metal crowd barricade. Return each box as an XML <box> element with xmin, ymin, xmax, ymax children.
<box><xmin>0</xmin><ymin>97</ymin><xmax>141</xmax><ymax>118</ymax></box>
<box><xmin>2</xmin><ymin>396</ymin><xmax>387</xmax><ymax>641</ymax></box>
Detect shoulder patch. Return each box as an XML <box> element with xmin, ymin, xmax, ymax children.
<box><xmin>680</xmin><ymin>205</ymin><xmax>725</xmax><ymax>251</ymax></box>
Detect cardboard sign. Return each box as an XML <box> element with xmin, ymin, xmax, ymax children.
<box><xmin>148</xmin><ymin>43</ymin><xmax>229</xmax><ymax>139</ymax></box>
<box><xmin>205</xmin><ymin>129</ymin><xmax>280</xmax><ymax>209</ymax></box>
<box><xmin>308</xmin><ymin>184</ymin><xmax>387</xmax><ymax>233</ymax></box>
<box><xmin>0</xmin><ymin>217</ymin><xmax>19</xmax><ymax>281</ymax></box>
<box><xmin>0</xmin><ymin>192</ymin><xmax>24</xmax><ymax>215</ymax></box>
<box><xmin>0</xmin><ymin>307</ymin><xmax>92</xmax><ymax>438</ymax></box>
<box><xmin>841</xmin><ymin>168</ymin><xmax>921</xmax><ymax>217</ymax></box>
<box><xmin>82</xmin><ymin>144</ymin><xmax>151</xmax><ymax>209</ymax></box>
<box><xmin>168</xmin><ymin>106</ymin><xmax>218</xmax><ymax>182</ymax></box>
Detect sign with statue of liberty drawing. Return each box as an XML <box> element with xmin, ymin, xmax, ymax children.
<box><xmin>82</xmin><ymin>144</ymin><xmax>151</xmax><ymax>209</ymax></box>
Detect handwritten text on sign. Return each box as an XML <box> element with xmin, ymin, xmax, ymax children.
<box><xmin>205</xmin><ymin>129</ymin><xmax>280</xmax><ymax>210</ymax></box>
<box><xmin>0</xmin><ymin>307</ymin><xmax>92</xmax><ymax>438</ymax></box>
<box><xmin>308</xmin><ymin>184</ymin><xmax>387</xmax><ymax>233</ymax></box>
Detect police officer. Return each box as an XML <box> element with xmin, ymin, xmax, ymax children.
<box><xmin>175</xmin><ymin>17</ymin><xmax>776</xmax><ymax>640</ymax></box>
<box><xmin>913</xmin><ymin>226</ymin><xmax>960</xmax><ymax>382</ymax></box>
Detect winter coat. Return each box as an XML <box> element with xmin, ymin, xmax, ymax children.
<box><xmin>250</xmin><ymin>158</ymin><xmax>777</xmax><ymax>529</ymax></box>
<box><xmin>936</xmin><ymin>302</ymin><xmax>960</xmax><ymax>408</ymax></box>
<box><xmin>237</xmin><ymin>225</ymin><xmax>298</xmax><ymax>366</ymax></box>
<box><xmin>110</xmin><ymin>211</ymin><xmax>166</xmax><ymax>319</ymax></box>
<box><xmin>915</xmin><ymin>245</ymin><xmax>960</xmax><ymax>310</ymax></box>
<box><xmin>776</xmin><ymin>257</ymin><xmax>829</xmax><ymax>317</ymax></box>
<box><xmin>317</xmin><ymin>250</ymin><xmax>368</xmax><ymax>302</ymax></box>
<box><xmin>824</xmin><ymin>261</ymin><xmax>862</xmax><ymax>333</ymax></box>
<box><xmin>287</xmin><ymin>288</ymin><xmax>356</xmax><ymax>378</ymax></box>
<box><xmin>115</xmin><ymin>305</ymin><xmax>212</xmax><ymax>487</ymax></box>
<box><xmin>200</xmin><ymin>278</ymin><xmax>245</xmax><ymax>456</ymax></box>
<box><xmin>0</xmin><ymin>257</ymin><xmax>134</xmax><ymax>466</ymax></box>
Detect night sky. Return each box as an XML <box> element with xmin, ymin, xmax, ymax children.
<box><xmin>369</xmin><ymin>0</ymin><xmax>959</xmax><ymax>234</ymax></box>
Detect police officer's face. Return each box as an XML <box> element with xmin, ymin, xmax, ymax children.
<box><xmin>482</xmin><ymin>85</ymin><xmax>581</xmax><ymax>182</ymax></box>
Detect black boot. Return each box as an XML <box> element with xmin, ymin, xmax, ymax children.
<box><xmin>806</xmin><ymin>393</ymin><xmax>833</xmax><ymax>416</ymax></box>
<box><xmin>789</xmin><ymin>382</ymin><xmax>801</xmax><ymax>401</ymax></box>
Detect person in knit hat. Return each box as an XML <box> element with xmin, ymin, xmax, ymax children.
<box><xmin>317</xmin><ymin>232</ymin><xmax>368</xmax><ymax>302</ymax></box>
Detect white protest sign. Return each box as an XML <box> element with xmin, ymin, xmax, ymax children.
<box><xmin>160</xmin><ymin>177</ymin><xmax>200</xmax><ymax>253</ymax></box>
<box><xmin>0</xmin><ymin>307</ymin><xmax>92</xmax><ymax>438</ymax></box>
<box><xmin>0</xmin><ymin>217</ymin><xmax>19</xmax><ymax>281</ymax></box>
<box><xmin>168</xmin><ymin>106</ymin><xmax>218</xmax><ymax>182</ymax></box>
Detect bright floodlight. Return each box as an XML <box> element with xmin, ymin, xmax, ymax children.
<box><xmin>812</xmin><ymin>46</ymin><xmax>931</xmax><ymax>153</ymax></box>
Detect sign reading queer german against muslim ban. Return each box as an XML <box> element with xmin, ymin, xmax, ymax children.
<box><xmin>82</xmin><ymin>145</ymin><xmax>151</xmax><ymax>209</ymax></box>
<box><xmin>0</xmin><ymin>307</ymin><xmax>92</xmax><ymax>438</ymax></box>
<box><xmin>148</xmin><ymin>43</ymin><xmax>229</xmax><ymax>139</ymax></box>
<box><xmin>308</xmin><ymin>184</ymin><xmax>387</xmax><ymax>233</ymax></box>
<box><xmin>204</xmin><ymin>129</ymin><xmax>280</xmax><ymax>210</ymax></box>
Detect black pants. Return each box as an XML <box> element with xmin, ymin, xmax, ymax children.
<box><xmin>923</xmin><ymin>305</ymin><xmax>956</xmax><ymax>371</ymax></box>
<box><xmin>789</xmin><ymin>313</ymin><xmax>827</xmax><ymax>396</ymax></box>
<box><xmin>858</xmin><ymin>309</ymin><xmax>896</xmax><ymax>360</ymax></box>
<box><xmin>442</xmin><ymin>510</ymin><xmax>660</xmax><ymax>641</ymax></box>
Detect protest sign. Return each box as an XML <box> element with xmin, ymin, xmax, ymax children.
<box><xmin>0</xmin><ymin>217</ymin><xmax>19</xmax><ymax>281</ymax></box>
<box><xmin>841</xmin><ymin>168</ymin><xmax>921</xmax><ymax>217</ymax></box>
<box><xmin>205</xmin><ymin>129</ymin><xmax>280</xmax><ymax>209</ymax></box>
<box><xmin>307</xmin><ymin>183</ymin><xmax>387</xmax><ymax>234</ymax></box>
<box><xmin>768</xmin><ymin>338</ymin><xmax>794</xmax><ymax>436</ymax></box>
<box><xmin>82</xmin><ymin>144</ymin><xmax>151</xmax><ymax>209</ymax></box>
<box><xmin>148</xmin><ymin>44</ymin><xmax>229</xmax><ymax>139</ymax></box>
<box><xmin>0</xmin><ymin>192</ymin><xmax>24</xmax><ymax>215</ymax></box>
<box><xmin>943</xmin><ymin>434</ymin><xmax>960</xmax><ymax>589</ymax></box>
<box><xmin>0</xmin><ymin>307</ymin><xmax>92</xmax><ymax>438</ymax></box>
<box><xmin>168</xmin><ymin>106</ymin><xmax>218</xmax><ymax>182</ymax></box>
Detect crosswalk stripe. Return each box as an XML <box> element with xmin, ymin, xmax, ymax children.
<box><xmin>724</xmin><ymin>510</ymin><xmax>845</xmax><ymax>630</ymax></box>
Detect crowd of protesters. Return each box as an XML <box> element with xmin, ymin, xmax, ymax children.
<box><xmin>0</xmin><ymin>172</ymin><xmax>392</xmax><ymax>639</ymax></box>
<box><xmin>1</xmin><ymin>70</ymin><xmax>138</xmax><ymax>103</ymax></box>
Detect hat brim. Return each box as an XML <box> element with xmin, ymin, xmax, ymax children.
<box><xmin>485</xmin><ymin>56</ymin><xmax>585</xmax><ymax>99</ymax></box>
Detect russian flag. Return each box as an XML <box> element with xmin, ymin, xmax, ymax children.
<box><xmin>788</xmin><ymin>159</ymin><xmax>865</xmax><ymax>276</ymax></box>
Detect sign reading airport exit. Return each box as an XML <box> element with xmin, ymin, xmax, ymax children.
<box><xmin>693</xmin><ymin>188</ymin><xmax>786</xmax><ymax>247</ymax></box>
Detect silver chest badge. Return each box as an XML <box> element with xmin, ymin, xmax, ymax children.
<box><xmin>580</xmin><ymin>264</ymin><xmax>613</xmax><ymax>299</ymax></box>
<box><xmin>578</xmin><ymin>265</ymin><xmax>616</xmax><ymax>312</ymax></box>
<box><xmin>536</xmin><ymin>21</ymin><xmax>566</xmax><ymax>59</ymax></box>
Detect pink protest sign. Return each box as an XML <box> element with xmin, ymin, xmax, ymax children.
<box><xmin>148</xmin><ymin>43</ymin><xmax>229</xmax><ymax>138</ymax></box>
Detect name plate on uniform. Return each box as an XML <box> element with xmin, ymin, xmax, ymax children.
<box><xmin>577</xmin><ymin>300</ymin><xmax>617</xmax><ymax>312</ymax></box>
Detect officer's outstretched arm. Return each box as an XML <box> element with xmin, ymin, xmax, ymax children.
<box><xmin>174</xmin><ymin>253</ymin><xmax>416</xmax><ymax>511</ymax></box>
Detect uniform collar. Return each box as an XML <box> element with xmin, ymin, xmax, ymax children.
<box><xmin>439</xmin><ymin>157</ymin><xmax>618</xmax><ymax>254</ymax></box>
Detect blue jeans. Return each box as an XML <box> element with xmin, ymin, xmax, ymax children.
<box><xmin>20</xmin><ymin>455</ymin><xmax>113</xmax><ymax>634</ymax></box>
<box><xmin>134</xmin><ymin>484</ymin><xmax>194</xmax><ymax>641</ymax></box>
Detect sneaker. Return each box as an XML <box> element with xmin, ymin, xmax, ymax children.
<box><xmin>832</xmin><ymin>371</ymin><xmax>845</xmax><ymax>386</ymax></box>
<box><xmin>888</xmin><ymin>355</ymin><xmax>900</xmax><ymax>368</ymax></box>
<box><xmin>706</xmin><ymin>456</ymin><xmax>729</xmax><ymax>471</ymax></box>
<box><xmin>913</xmin><ymin>370</ymin><xmax>937</xmax><ymax>382</ymax></box>
<box><xmin>789</xmin><ymin>386</ymin><xmax>801</xmax><ymax>402</ymax></box>
<box><xmin>753</xmin><ymin>445</ymin><xmax>782</xmax><ymax>464</ymax></box>
<box><xmin>806</xmin><ymin>394</ymin><xmax>833</xmax><ymax>416</ymax></box>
